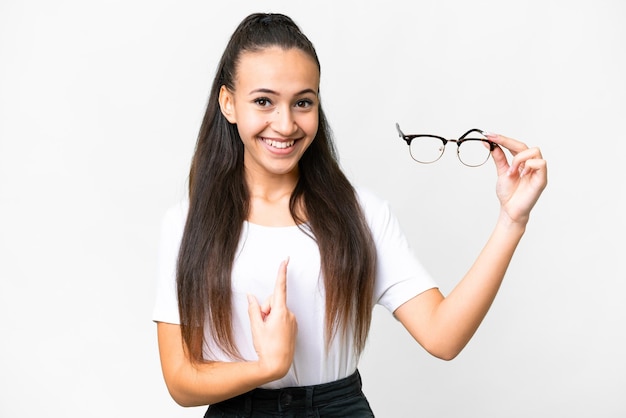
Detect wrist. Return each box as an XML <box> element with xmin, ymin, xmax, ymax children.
<box><xmin>254</xmin><ymin>358</ymin><xmax>290</xmax><ymax>383</ymax></box>
<box><xmin>497</xmin><ymin>210</ymin><xmax>528</xmax><ymax>236</ymax></box>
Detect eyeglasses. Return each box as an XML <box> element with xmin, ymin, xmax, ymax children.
<box><xmin>396</xmin><ymin>123</ymin><xmax>496</xmax><ymax>167</ymax></box>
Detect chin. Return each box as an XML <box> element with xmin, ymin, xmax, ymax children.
<box><xmin>270</xmin><ymin>166</ymin><xmax>299</xmax><ymax>176</ymax></box>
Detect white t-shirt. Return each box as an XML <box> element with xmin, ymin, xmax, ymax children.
<box><xmin>153</xmin><ymin>187</ymin><xmax>437</xmax><ymax>388</ymax></box>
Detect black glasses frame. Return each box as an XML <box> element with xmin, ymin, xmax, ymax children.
<box><xmin>396</xmin><ymin>123</ymin><xmax>496</xmax><ymax>167</ymax></box>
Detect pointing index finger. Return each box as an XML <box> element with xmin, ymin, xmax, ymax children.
<box><xmin>273</xmin><ymin>256</ymin><xmax>290</xmax><ymax>307</ymax></box>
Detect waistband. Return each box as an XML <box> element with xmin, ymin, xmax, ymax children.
<box><xmin>216</xmin><ymin>370</ymin><xmax>363</xmax><ymax>412</ymax></box>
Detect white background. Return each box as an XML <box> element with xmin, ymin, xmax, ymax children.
<box><xmin>1</xmin><ymin>1</ymin><xmax>625</xmax><ymax>417</ymax></box>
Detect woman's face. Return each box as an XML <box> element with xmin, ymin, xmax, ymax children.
<box><xmin>219</xmin><ymin>46</ymin><xmax>320</xmax><ymax>181</ymax></box>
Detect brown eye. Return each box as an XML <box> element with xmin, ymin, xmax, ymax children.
<box><xmin>295</xmin><ymin>99</ymin><xmax>313</xmax><ymax>108</ymax></box>
<box><xmin>254</xmin><ymin>97</ymin><xmax>271</xmax><ymax>107</ymax></box>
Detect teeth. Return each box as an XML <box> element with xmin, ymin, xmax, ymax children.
<box><xmin>263</xmin><ymin>138</ymin><xmax>295</xmax><ymax>149</ymax></box>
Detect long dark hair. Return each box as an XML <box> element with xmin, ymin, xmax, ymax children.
<box><xmin>177</xmin><ymin>13</ymin><xmax>377</xmax><ymax>363</ymax></box>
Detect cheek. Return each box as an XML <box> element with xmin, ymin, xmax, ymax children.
<box><xmin>237</xmin><ymin>111</ymin><xmax>270</xmax><ymax>136</ymax></box>
<box><xmin>300</xmin><ymin>112</ymin><xmax>319</xmax><ymax>136</ymax></box>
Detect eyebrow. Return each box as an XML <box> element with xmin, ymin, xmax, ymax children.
<box><xmin>248</xmin><ymin>88</ymin><xmax>318</xmax><ymax>96</ymax></box>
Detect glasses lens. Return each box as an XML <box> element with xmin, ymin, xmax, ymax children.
<box><xmin>458</xmin><ymin>139</ymin><xmax>491</xmax><ymax>167</ymax></box>
<box><xmin>409</xmin><ymin>136</ymin><xmax>445</xmax><ymax>163</ymax></box>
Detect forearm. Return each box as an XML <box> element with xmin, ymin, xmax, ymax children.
<box><xmin>157</xmin><ymin>322</ymin><xmax>282</xmax><ymax>407</ymax></box>
<box><xmin>164</xmin><ymin>357</ymin><xmax>271</xmax><ymax>407</ymax></box>
<box><xmin>430</xmin><ymin>212</ymin><xmax>526</xmax><ymax>357</ymax></box>
<box><xmin>159</xmin><ymin>261</ymin><xmax>297</xmax><ymax>406</ymax></box>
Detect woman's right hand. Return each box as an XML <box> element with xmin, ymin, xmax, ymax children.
<box><xmin>157</xmin><ymin>259</ymin><xmax>298</xmax><ymax>406</ymax></box>
<box><xmin>247</xmin><ymin>258</ymin><xmax>298</xmax><ymax>380</ymax></box>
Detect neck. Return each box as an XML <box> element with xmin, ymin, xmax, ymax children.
<box><xmin>244</xmin><ymin>167</ymin><xmax>299</xmax><ymax>201</ymax></box>
<box><xmin>244</xmin><ymin>167</ymin><xmax>305</xmax><ymax>226</ymax></box>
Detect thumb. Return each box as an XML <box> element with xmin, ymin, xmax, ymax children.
<box><xmin>490</xmin><ymin>144</ymin><xmax>511</xmax><ymax>177</ymax></box>
<box><xmin>247</xmin><ymin>293</ymin><xmax>262</xmax><ymax>326</ymax></box>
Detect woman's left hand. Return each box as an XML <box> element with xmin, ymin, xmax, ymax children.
<box><xmin>484</xmin><ymin>133</ymin><xmax>548</xmax><ymax>225</ymax></box>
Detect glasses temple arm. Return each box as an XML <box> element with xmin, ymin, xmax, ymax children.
<box><xmin>395</xmin><ymin>123</ymin><xmax>413</xmax><ymax>145</ymax></box>
<box><xmin>459</xmin><ymin>128</ymin><xmax>485</xmax><ymax>139</ymax></box>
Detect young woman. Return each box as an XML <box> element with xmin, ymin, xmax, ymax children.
<box><xmin>153</xmin><ymin>13</ymin><xmax>547</xmax><ymax>417</ymax></box>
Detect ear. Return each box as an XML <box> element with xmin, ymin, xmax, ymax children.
<box><xmin>218</xmin><ymin>85</ymin><xmax>237</xmax><ymax>124</ymax></box>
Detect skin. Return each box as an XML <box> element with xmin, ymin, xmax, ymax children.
<box><xmin>394</xmin><ymin>135</ymin><xmax>547</xmax><ymax>360</ymax></box>
<box><xmin>219</xmin><ymin>46</ymin><xmax>320</xmax><ymax>227</ymax></box>
<box><xmin>156</xmin><ymin>46</ymin><xmax>548</xmax><ymax>407</ymax></box>
<box><xmin>157</xmin><ymin>260</ymin><xmax>295</xmax><ymax>406</ymax></box>
<box><xmin>157</xmin><ymin>47</ymin><xmax>317</xmax><ymax>406</ymax></box>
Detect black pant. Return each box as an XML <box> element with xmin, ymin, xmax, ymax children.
<box><xmin>204</xmin><ymin>370</ymin><xmax>374</xmax><ymax>417</ymax></box>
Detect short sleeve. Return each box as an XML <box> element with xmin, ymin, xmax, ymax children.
<box><xmin>357</xmin><ymin>188</ymin><xmax>438</xmax><ymax>313</ymax></box>
<box><xmin>152</xmin><ymin>201</ymin><xmax>188</xmax><ymax>324</ymax></box>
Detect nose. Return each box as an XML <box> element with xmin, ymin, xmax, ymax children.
<box><xmin>271</xmin><ymin>106</ymin><xmax>297</xmax><ymax>136</ymax></box>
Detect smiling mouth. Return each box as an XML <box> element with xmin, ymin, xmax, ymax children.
<box><xmin>261</xmin><ymin>137</ymin><xmax>296</xmax><ymax>149</ymax></box>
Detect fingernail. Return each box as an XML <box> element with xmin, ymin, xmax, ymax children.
<box><xmin>483</xmin><ymin>131</ymin><xmax>497</xmax><ymax>138</ymax></box>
